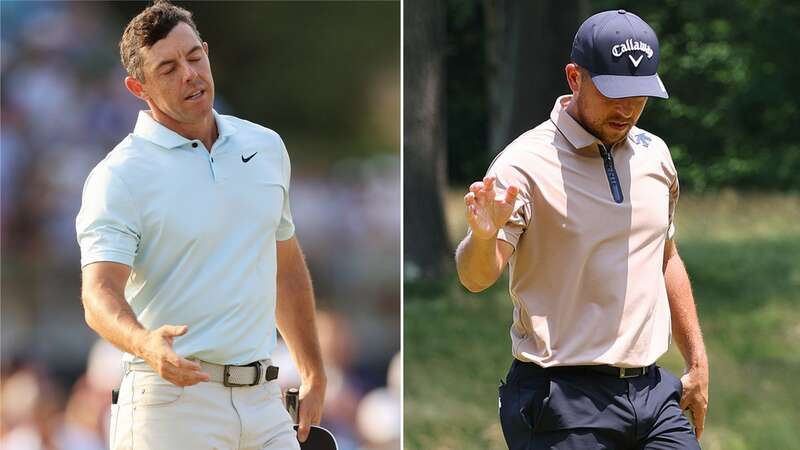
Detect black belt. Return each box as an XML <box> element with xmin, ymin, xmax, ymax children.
<box><xmin>512</xmin><ymin>359</ymin><xmax>653</xmax><ymax>379</ymax></box>
<box><xmin>584</xmin><ymin>364</ymin><xmax>651</xmax><ymax>379</ymax></box>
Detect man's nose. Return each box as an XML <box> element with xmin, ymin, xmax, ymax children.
<box><xmin>181</xmin><ymin>62</ymin><xmax>199</xmax><ymax>83</ymax></box>
<box><xmin>615</xmin><ymin>99</ymin><xmax>638</xmax><ymax>118</ymax></box>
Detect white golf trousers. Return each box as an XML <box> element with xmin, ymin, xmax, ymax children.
<box><xmin>109</xmin><ymin>366</ymin><xmax>300</xmax><ymax>450</ymax></box>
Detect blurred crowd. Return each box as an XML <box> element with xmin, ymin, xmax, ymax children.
<box><xmin>1</xmin><ymin>3</ymin><xmax>400</xmax><ymax>450</ymax></box>
<box><xmin>1</xmin><ymin>336</ymin><xmax>400</xmax><ymax>450</ymax></box>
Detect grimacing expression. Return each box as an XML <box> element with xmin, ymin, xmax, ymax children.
<box><xmin>573</xmin><ymin>68</ymin><xmax>647</xmax><ymax>146</ymax></box>
<box><xmin>138</xmin><ymin>22</ymin><xmax>214</xmax><ymax>124</ymax></box>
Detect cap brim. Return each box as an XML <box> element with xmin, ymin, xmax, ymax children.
<box><xmin>589</xmin><ymin>73</ymin><xmax>669</xmax><ymax>99</ymax></box>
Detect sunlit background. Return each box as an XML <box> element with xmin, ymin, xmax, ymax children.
<box><xmin>1</xmin><ymin>2</ymin><xmax>400</xmax><ymax>450</ymax></box>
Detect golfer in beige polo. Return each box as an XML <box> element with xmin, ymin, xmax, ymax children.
<box><xmin>456</xmin><ymin>10</ymin><xmax>708</xmax><ymax>450</ymax></box>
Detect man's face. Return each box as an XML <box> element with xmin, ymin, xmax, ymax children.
<box><xmin>137</xmin><ymin>22</ymin><xmax>214</xmax><ymax>124</ymax></box>
<box><xmin>569</xmin><ymin>66</ymin><xmax>647</xmax><ymax>146</ymax></box>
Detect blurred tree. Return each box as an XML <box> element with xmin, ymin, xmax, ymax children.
<box><xmin>404</xmin><ymin>0</ymin><xmax>451</xmax><ymax>280</ymax></box>
<box><xmin>591</xmin><ymin>0</ymin><xmax>800</xmax><ymax>191</ymax></box>
<box><xmin>446</xmin><ymin>0</ymin><xmax>490</xmax><ymax>183</ymax></box>
<box><xmin>447</xmin><ymin>0</ymin><xmax>800</xmax><ymax>191</ymax></box>
<box><xmin>484</xmin><ymin>0</ymin><xmax>585</xmax><ymax>152</ymax></box>
<box><xmin>447</xmin><ymin>0</ymin><xmax>584</xmax><ymax>183</ymax></box>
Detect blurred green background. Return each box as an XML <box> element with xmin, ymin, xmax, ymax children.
<box><xmin>443</xmin><ymin>0</ymin><xmax>800</xmax><ymax>191</ymax></box>
<box><xmin>404</xmin><ymin>0</ymin><xmax>800</xmax><ymax>449</ymax></box>
<box><xmin>406</xmin><ymin>191</ymin><xmax>800</xmax><ymax>450</ymax></box>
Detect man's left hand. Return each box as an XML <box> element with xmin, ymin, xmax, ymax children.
<box><xmin>297</xmin><ymin>380</ymin><xmax>326</xmax><ymax>442</ymax></box>
<box><xmin>679</xmin><ymin>366</ymin><xmax>709</xmax><ymax>440</ymax></box>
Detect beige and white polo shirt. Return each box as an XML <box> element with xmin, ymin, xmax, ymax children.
<box><xmin>484</xmin><ymin>95</ymin><xmax>679</xmax><ymax>368</ymax></box>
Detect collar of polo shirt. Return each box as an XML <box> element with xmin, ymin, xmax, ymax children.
<box><xmin>549</xmin><ymin>95</ymin><xmax>636</xmax><ymax>156</ymax></box>
<box><xmin>132</xmin><ymin>109</ymin><xmax>237</xmax><ymax>149</ymax></box>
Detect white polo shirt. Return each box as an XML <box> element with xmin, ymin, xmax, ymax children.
<box><xmin>76</xmin><ymin>110</ymin><xmax>295</xmax><ymax>365</ymax></box>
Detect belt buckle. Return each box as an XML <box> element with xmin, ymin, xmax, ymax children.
<box><xmin>619</xmin><ymin>367</ymin><xmax>645</xmax><ymax>379</ymax></box>
<box><xmin>223</xmin><ymin>361</ymin><xmax>263</xmax><ymax>387</ymax></box>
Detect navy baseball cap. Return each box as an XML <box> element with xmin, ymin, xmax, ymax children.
<box><xmin>570</xmin><ymin>9</ymin><xmax>668</xmax><ymax>99</ymax></box>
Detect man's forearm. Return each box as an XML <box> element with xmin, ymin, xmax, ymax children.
<box><xmin>83</xmin><ymin>283</ymin><xmax>148</xmax><ymax>358</ymax></box>
<box><xmin>664</xmin><ymin>249</ymin><xmax>707</xmax><ymax>369</ymax></box>
<box><xmin>456</xmin><ymin>234</ymin><xmax>504</xmax><ymax>292</ymax></box>
<box><xmin>276</xmin><ymin>240</ymin><xmax>325</xmax><ymax>385</ymax></box>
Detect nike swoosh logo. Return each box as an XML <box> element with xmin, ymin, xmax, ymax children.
<box><xmin>628</xmin><ymin>54</ymin><xmax>644</xmax><ymax>68</ymax></box>
<box><xmin>241</xmin><ymin>152</ymin><xmax>257</xmax><ymax>163</ymax></box>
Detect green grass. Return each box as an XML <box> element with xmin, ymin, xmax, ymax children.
<box><xmin>405</xmin><ymin>191</ymin><xmax>800</xmax><ymax>450</ymax></box>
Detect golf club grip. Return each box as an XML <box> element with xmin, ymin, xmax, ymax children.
<box><xmin>285</xmin><ymin>387</ymin><xmax>300</xmax><ymax>423</ymax></box>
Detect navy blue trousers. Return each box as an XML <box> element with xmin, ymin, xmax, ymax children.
<box><xmin>499</xmin><ymin>359</ymin><xmax>701</xmax><ymax>450</ymax></box>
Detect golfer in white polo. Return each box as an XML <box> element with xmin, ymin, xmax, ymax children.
<box><xmin>76</xmin><ymin>2</ymin><xmax>325</xmax><ymax>449</ymax></box>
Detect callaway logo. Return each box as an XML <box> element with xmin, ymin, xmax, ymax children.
<box><xmin>611</xmin><ymin>39</ymin><xmax>654</xmax><ymax>68</ymax></box>
<box><xmin>241</xmin><ymin>152</ymin><xmax>257</xmax><ymax>163</ymax></box>
<box><xmin>628</xmin><ymin>54</ymin><xmax>644</xmax><ymax>67</ymax></box>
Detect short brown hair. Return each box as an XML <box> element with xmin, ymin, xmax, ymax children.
<box><xmin>119</xmin><ymin>0</ymin><xmax>201</xmax><ymax>81</ymax></box>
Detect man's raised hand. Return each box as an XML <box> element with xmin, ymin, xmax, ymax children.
<box><xmin>464</xmin><ymin>176</ymin><xmax>519</xmax><ymax>240</ymax></box>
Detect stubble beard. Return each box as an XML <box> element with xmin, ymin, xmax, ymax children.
<box><xmin>575</xmin><ymin>100</ymin><xmax>632</xmax><ymax>147</ymax></box>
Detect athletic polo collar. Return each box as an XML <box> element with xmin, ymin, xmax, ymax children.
<box><xmin>550</xmin><ymin>95</ymin><xmax>599</xmax><ymax>152</ymax></box>
<box><xmin>549</xmin><ymin>95</ymin><xmax>636</xmax><ymax>155</ymax></box>
<box><xmin>132</xmin><ymin>109</ymin><xmax>236</xmax><ymax>149</ymax></box>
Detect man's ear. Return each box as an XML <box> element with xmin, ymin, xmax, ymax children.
<box><xmin>565</xmin><ymin>63</ymin><xmax>581</xmax><ymax>95</ymax></box>
<box><xmin>203</xmin><ymin>41</ymin><xmax>209</xmax><ymax>55</ymax></box>
<box><xmin>124</xmin><ymin>76</ymin><xmax>148</xmax><ymax>101</ymax></box>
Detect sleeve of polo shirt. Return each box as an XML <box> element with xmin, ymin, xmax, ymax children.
<box><xmin>662</xmin><ymin>141</ymin><xmax>680</xmax><ymax>240</ymax></box>
<box><xmin>481</xmin><ymin>150</ymin><xmax>534</xmax><ymax>250</ymax></box>
<box><xmin>75</xmin><ymin>165</ymin><xmax>141</xmax><ymax>268</ymax></box>
<box><xmin>667</xmin><ymin>173</ymin><xmax>679</xmax><ymax>240</ymax></box>
<box><xmin>276</xmin><ymin>137</ymin><xmax>296</xmax><ymax>241</ymax></box>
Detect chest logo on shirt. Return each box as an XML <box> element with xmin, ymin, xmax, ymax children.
<box><xmin>634</xmin><ymin>132</ymin><xmax>652</xmax><ymax>147</ymax></box>
<box><xmin>241</xmin><ymin>152</ymin><xmax>258</xmax><ymax>163</ymax></box>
